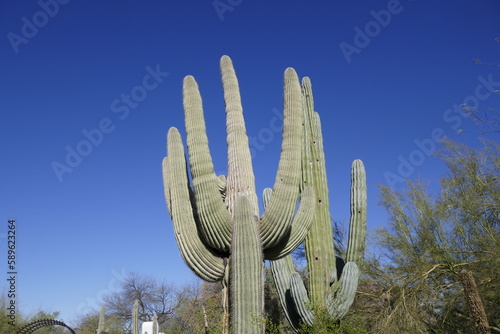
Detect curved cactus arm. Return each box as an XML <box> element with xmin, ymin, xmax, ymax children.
<box><xmin>217</xmin><ymin>174</ymin><xmax>227</xmax><ymax>199</ymax></box>
<box><xmin>269</xmin><ymin>256</ymin><xmax>302</xmax><ymax>331</ymax></box>
<box><xmin>345</xmin><ymin>159</ymin><xmax>367</xmax><ymax>265</ymax></box>
<box><xmin>230</xmin><ymin>195</ymin><xmax>264</xmax><ymax>334</ymax></box>
<box><xmin>265</xmin><ymin>186</ymin><xmax>316</xmax><ymax>260</ymax></box>
<box><xmin>163</xmin><ymin>127</ymin><xmax>225</xmax><ymax>282</ymax></box>
<box><xmin>260</xmin><ymin>67</ymin><xmax>304</xmax><ymax>249</ymax></box>
<box><xmin>220</xmin><ymin>55</ymin><xmax>259</xmax><ymax>217</ymax></box>
<box><xmin>289</xmin><ymin>273</ymin><xmax>316</xmax><ymax>326</ymax></box>
<box><xmin>183</xmin><ymin>75</ymin><xmax>232</xmax><ymax>253</ymax></box>
<box><xmin>324</xmin><ymin>160</ymin><xmax>365</xmax><ymax>319</ymax></box>
<box><xmin>326</xmin><ymin>262</ymin><xmax>359</xmax><ymax>319</ymax></box>
<box><xmin>329</xmin><ymin>256</ymin><xmax>346</xmax><ymax>284</ymax></box>
<box><xmin>262</xmin><ymin>187</ymin><xmax>273</xmax><ymax>206</ymax></box>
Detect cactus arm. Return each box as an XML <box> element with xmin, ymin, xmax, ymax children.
<box><xmin>163</xmin><ymin>127</ymin><xmax>225</xmax><ymax>282</ymax></box>
<box><xmin>345</xmin><ymin>159</ymin><xmax>367</xmax><ymax>265</ymax></box>
<box><xmin>163</xmin><ymin>156</ymin><xmax>172</xmax><ymax>214</ymax></box>
<box><xmin>261</xmin><ymin>185</ymin><xmax>315</xmax><ymax>260</ymax></box>
<box><xmin>264</xmin><ymin>186</ymin><xmax>315</xmax><ymax>260</ymax></box>
<box><xmin>230</xmin><ymin>195</ymin><xmax>264</xmax><ymax>334</ymax></box>
<box><xmin>289</xmin><ymin>273</ymin><xmax>316</xmax><ymax>327</ymax></box>
<box><xmin>260</xmin><ymin>68</ymin><xmax>305</xmax><ymax>249</ymax></box>
<box><xmin>220</xmin><ymin>55</ymin><xmax>259</xmax><ymax>217</ymax></box>
<box><xmin>269</xmin><ymin>256</ymin><xmax>302</xmax><ymax>331</ymax></box>
<box><xmin>217</xmin><ymin>174</ymin><xmax>227</xmax><ymax>200</ymax></box>
<box><xmin>326</xmin><ymin>262</ymin><xmax>360</xmax><ymax>319</ymax></box>
<box><xmin>183</xmin><ymin>75</ymin><xmax>232</xmax><ymax>252</ymax></box>
<box><xmin>324</xmin><ymin>160</ymin><xmax>366</xmax><ymax>318</ymax></box>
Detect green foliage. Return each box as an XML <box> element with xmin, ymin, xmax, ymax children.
<box><xmin>162</xmin><ymin>281</ymin><xmax>225</xmax><ymax>333</ymax></box>
<box><xmin>0</xmin><ymin>294</ymin><xmax>19</xmax><ymax>334</ymax></box>
<box><xmin>297</xmin><ymin>306</ymin><xmax>369</xmax><ymax>334</ymax></box>
<box><xmin>74</xmin><ymin>313</ymin><xmax>100</xmax><ymax>334</ymax></box>
<box><xmin>74</xmin><ymin>310</ymin><xmax>126</xmax><ymax>334</ymax></box>
<box><xmin>373</xmin><ymin>139</ymin><xmax>500</xmax><ymax>333</ymax></box>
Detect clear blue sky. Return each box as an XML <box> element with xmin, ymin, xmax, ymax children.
<box><xmin>1</xmin><ymin>0</ymin><xmax>499</xmax><ymax>326</ymax></box>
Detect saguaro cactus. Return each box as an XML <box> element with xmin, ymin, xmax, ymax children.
<box><xmin>96</xmin><ymin>305</ymin><xmax>105</xmax><ymax>334</ymax></box>
<box><xmin>132</xmin><ymin>299</ymin><xmax>139</xmax><ymax>334</ymax></box>
<box><xmin>270</xmin><ymin>77</ymin><xmax>367</xmax><ymax>331</ymax></box>
<box><xmin>152</xmin><ymin>315</ymin><xmax>158</xmax><ymax>334</ymax></box>
<box><xmin>162</xmin><ymin>56</ymin><xmax>315</xmax><ymax>333</ymax></box>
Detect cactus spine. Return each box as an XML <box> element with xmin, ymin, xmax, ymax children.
<box><xmin>270</xmin><ymin>77</ymin><xmax>367</xmax><ymax>331</ymax></box>
<box><xmin>163</xmin><ymin>56</ymin><xmax>315</xmax><ymax>333</ymax></box>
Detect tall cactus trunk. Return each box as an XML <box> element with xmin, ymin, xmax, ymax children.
<box><xmin>270</xmin><ymin>76</ymin><xmax>367</xmax><ymax>332</ymax></box>
<box><xmin>96</xmin><ymin>305</ymin><xmax>105</xmax><ymax>334</ymax></box>
<box><xmin>132</xmin><ymin>299</ymin><xmax>139</xmax><ymax>334</ymax></box>
<box><xmin>230</xmin><ymin>196</ymin><xmax>264</xmax><ymax>333</ymax></box>
<box><xmin>302</xmin><ymin>77</ymin><xmax>337</xmax><ymax>307</ymax></box>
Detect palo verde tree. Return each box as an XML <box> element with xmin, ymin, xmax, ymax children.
<box><xmin>375</xmin><ymin>138</ymin><xmax>500</xmax><ymax>334</ymax></box>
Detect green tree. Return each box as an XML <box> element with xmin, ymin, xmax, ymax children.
<box><xmin>373</xmin><ymin>139</ymin><xmax>500</xmax><ymax>333</ymax></box>
<box><xmin>74</xmin><ymin>311</ymin><xmax>125</xmax><ymax>334</ymax></box>
<box><xmin>162</xmin><ymin>280</ymin><xmax>224</xmax><ymax>334</ymax></box>
<box><xmin>103</xmin><ymin>272</ymin><xmax>185</xmax><ymax>332</ymax></box>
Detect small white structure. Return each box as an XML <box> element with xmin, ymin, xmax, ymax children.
<box><xmin>141</xmin><ymin>321</ymin><xmax>160</xmax><ymax>334</ymax></box>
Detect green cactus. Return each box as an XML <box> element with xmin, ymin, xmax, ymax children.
<box><xmin>96</xmin><ymin>305</ymin><xmax>105</xmax><ymax>334</ymax></box>
<box><xmin>230</xmin><ymin>195</ymin><xmax>264</xmax><ymax>333</ymax></box>
<box><xmin>132</xmin><ymin>299</ymin><xmax>139</xmax><ymax>334</ymax></box>
<box><xmin>152</xmin><ymin>315</ymin><xmax>158</xmax><ymax>334</ymax></box>
<box><xmin>162</xmin><ymin>56</ymin><xmax>316</xmax><ymax>333</ymax></box>
<box><xmin>270</xmin><ymin>77</ymin><xmax>367</xmax><ymax>331</ymax></box>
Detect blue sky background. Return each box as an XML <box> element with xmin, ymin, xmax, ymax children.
<box><xmin>1</xmin><ymin>0</ymin><xmax>499</xmax><ymax>326</ymax></box>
